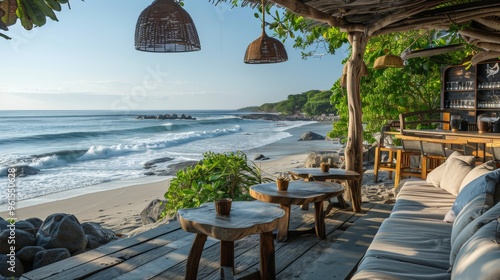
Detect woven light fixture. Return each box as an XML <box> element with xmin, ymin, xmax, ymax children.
<box><xmin>244</xmin><ymin>0</ymin><xmax>288</xmax><ymax>64</ymax></box>
<box><xmin>135</xmin><ymin>0</ymin><xmax>200</xmax><ymax>53</ymax></box>
<box><xmin>373</xmin><ymin>53</ymin><xmax>404</xmax><ymax>69</ymax></box>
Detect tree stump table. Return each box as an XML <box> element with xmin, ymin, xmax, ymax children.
<box><xmin>249</xmin><ymin>181</ymin><xmax>344</xmax><ymax>242</ymax></box>
<box><xmin>177</xmin><ymin>201</ymin><xmax>284</xmax><ymax>280</ymax></box>
<box><xmin>288</xmin><ymin>168</ymin><xmax>362</xmax><ymax>212</ymax></box>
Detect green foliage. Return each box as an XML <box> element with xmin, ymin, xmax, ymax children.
<box><xmin>0</xmin><ymin>0</ymin><xmax>75</xmax><ymax>39</ymax></box>
<box><xmin>163</xmin><ymin>151</ymin><xmax>271</xmax><ymax>217</ymax></box>
<box><xmin>252</xmin><ymin>89</ymin><xmax>335</xmax><ymax>116</ymax></box>
<box><xmin>324</xmin><ymin>31</ymin><xmax>472</xmax><ymax>143</ymax></box>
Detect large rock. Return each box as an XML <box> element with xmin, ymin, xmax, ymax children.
<box><xmin>0</xmin><ymin>220</ymin><xmax>7</xmax><ymax>231</ymax></box>
<box><xmin>15</xmin><ymin>221</ymin><xmax>36</xmax><ymax>236</ymax></box>
<box><xmin>25</xmin><ymin>218</ymin><xmax>43</xmax><ymax>231</ymax></box>
<box><xmin>8</xmin><ymin>165</ymin><xmax>40</xmax><ymax>177</ymax></box>
<box><xmin>16</xmin><ymin>246</ymin><xmax>45</xmax><ymax>271</ymax></box>
<box><xmin>81</xmin><ymin>222</ymin><xmax>116</xmax><ymax>245</ymax></box>
<box><xmin>0</xmin><ymin>254</ymin><xmax>24</xmax><ymax>278</ymax></box>
<box><xmin>32</xmin><ymin>248</ymin><xmax>71</xmax><ymax>270</ymax></box>
<box><xmin>85</xmin><ymin>234</ymin><xmax>100</xmax><ymax>250</ymax></box>
<box><xmin>304</xmin><ymin>152</ymin><xmax>341</xmax><ymax>168</ymax></box>
<box><xmin>141</xmin><ymin>199</ymin><xmax>167</xmax><ymax>225</ymax></box>
<box><xmin>35</xmin><ymin>213</ymin><xmax>87</xmax><ymax>254</ymax></box>
<box><xmin>146</xmin><ymin>161</ymin><xmax>198</xmax><ymax>176</ymax></box>
<box><xmin>143</xmin><ymin>157</ymin><xmax>174</xmax><ymax>169</ymax></box>
<box><xmin>0</xmin><ymin>229</ymin><xmax>35</xmax><ymax>254</ymax></box>
<box><xmin>254</xmin><ymin>154</ymin><xmax>270</xmax><ymax>160</ymax></box>
<box><xmin>298</xmin><ymin>131</ymin><xmax>325</xmax><ymax>141</ymax></box>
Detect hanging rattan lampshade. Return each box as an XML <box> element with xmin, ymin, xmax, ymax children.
<box><xmin>135</xmin><ymin>0</ymin><xmax>200</xmax><ymax>53</ymax></box>
<box><xmin>244</xmin><ymin>31</ymin><xmax>288</xmax><ymax>64</ymax></box>
<box><xmin>373</xmin><ymin>53</ymin><xmax>404</xmax><ymax>69</ymax></box>
<box><xmin>244</xmin><ymin>0</ymin><xmax>288</xmax><ymax>64</ymax></box>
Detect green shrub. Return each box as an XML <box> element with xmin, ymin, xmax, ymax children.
<box><xmin>162</xmin><ymin>151</ymin><xmax>272</xmax><ymax>217</ymax></box>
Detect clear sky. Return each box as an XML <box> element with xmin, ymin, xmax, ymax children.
<box><xmin>1</xmin><ymin>0</ymin><xmax>347</xmax><ymax>111</ymax></box>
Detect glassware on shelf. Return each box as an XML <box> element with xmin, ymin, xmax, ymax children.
<box><xmin>450</xmin><ymin>114</ymin><xmax>461</xmax><ymax>132</ymax></box>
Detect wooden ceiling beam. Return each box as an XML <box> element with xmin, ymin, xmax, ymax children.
<box><xmin>372</xmin><ymin>6</ymin><xmax>500</xmax><ymax>36</ymax></box>
<box><xmin>268</xmin><ymin>0</ymin><xmax>366</xmax><ymax>32</ymax></box>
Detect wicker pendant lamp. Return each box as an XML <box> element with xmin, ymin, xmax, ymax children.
<box><xmin>135</xmin><ymin>0</ymin><xmax>201</xmax><ymax>53</ymax></box>
<box><xmin>373</xmin><ymin>53</ymin><xmax>404</xmax><ymax>69</ymax></box>
<box><xmin>244</xmin><ymin>0</ymin><xmax>288</xmax><ymax>64</ymax></box>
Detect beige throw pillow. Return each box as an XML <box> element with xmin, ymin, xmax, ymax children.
<box><xmin>459</xmin><ymin>160</ymin><xmax>497</xmax><ymax>193</ymax></box>
<box><xmin>440</xmin><ymin>155</ymin><xmax>475</xmax><ymax>196</ymax></box>
<box><xmin>426</xmin><ymin>151</ymin><xmax>463</xmax><ymax>188</ymax></box>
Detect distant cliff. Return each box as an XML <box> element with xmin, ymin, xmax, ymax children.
<box><xmin>238</xmin><ymin>89</ymin><xmax>337</xmax><ymax>117</ymax></box>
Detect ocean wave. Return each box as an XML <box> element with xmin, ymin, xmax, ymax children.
<box><xmin>1</xmin><ymin>124</ymin><xmax>192</xmax><ymax>144</ymax></box>
<box><xmin>17</xmin><ymin>126</ymin><xmax>242</xmax><ymax>168</ymax></box>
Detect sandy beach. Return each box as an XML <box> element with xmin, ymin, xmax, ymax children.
<box><xmin>0</xmin><ymin>122</ymin><xmax>395</xmax><ymax>236</ymax></box>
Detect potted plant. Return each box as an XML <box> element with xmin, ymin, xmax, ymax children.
<box><xmin>211</xmin><ymin>181</ymin><xmax>234</xmax><ymax>215</ymax></box>
<box><xmin>276</xmin><ymin>173</ymin><xmax>290</xmax><ymax>191</ymax></box>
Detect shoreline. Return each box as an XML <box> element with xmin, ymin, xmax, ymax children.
<box><xmin>0</xmin><ymin>153</ymin><xmax>314</xmax><ymax>234</ymax></box>
<box><xmin>0</xmin><ymin>121</ymin><xmax>342</xmax><ymax>234</ymax></box>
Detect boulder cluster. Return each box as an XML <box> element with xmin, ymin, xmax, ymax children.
<box><xmin>0</xmin><ymin>214</ymin><xmax>116</xmax><ymax>278</ymax></box>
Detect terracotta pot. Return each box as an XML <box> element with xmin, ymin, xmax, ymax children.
<box><xmin>320</xmin><ymin>162</ymin><xmax>330</xmax><ymax>172</ymax></box>
<box><xmin>276</xmin><ymin>179</ymin><xmax>289</xmax><ymax>191</ymax></box>
<box><xmin>214</xmin><ymin>198</ymin><xmax>232</xmax><ymax>215</ymax></box>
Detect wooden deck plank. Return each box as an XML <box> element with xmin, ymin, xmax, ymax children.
<box><xmin>84</xmin><ymin>229</ymin><xmax>192</xmax><ymax>280</ymax></box>
<box><xmin>230</xmin><ymin>207</ymin><xmax>358</xmax><ymax>279</ymax></box>
<box><xmin>203</xmin><ymin>206</ymin><xmax>357</xmax><ymax>280</ymax></box>
<box><xmin>43</xmin><ymin>229</ymin><xmax>191</xmax><ymax>280</ymax></box>
<box><xmin>21</xmin><ymin>222</ymin><xmax>182</xmax><ymax>280</ymax></box>
<box><xmin>151</xmin><ymin>204</ymin><xmax>323</xmax><ymax>280</ymax></box>
<box><xmin>114</xmin><ymin>236</ymin><xmax>219</xmax><ymax>280</ymax></box>
<box><xmin>283</xmin><ymin>203</ymin><xmax>392</xmax><ymax>279</ymax></box>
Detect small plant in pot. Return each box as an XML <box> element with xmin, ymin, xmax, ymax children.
<box><xmin>276</xmin><ymin>173</ymin><xmax>290</xmax><ymax>191</ymax></box>
<box><xmin>210</xmin><ymin>181</ymin><xmax>234</xmax><ymax>215</ymax></box>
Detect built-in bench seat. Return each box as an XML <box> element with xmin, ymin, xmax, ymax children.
<box><xmin>352</xmin><ymin>151</ymin><xmax>500</xmax><ymax>279</ymax></box>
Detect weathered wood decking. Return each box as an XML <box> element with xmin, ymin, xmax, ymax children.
<box><xmin>20</xmin><ymin>202</ymin><xmax>392</xmax><ymax>280</ymax></box>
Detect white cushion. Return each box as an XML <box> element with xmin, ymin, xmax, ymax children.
<box><xmin>451</xmin><ymin>218</ymin><xmax>500</xmax><ymax>279</ymax></box>
<box><xmin>426</xmin><ymin>151</ymin><xmax>463</xmax><ymax>187</ymax></box>
<box><xmin>459</xmin><ymin>160</ymin><xmax>497</xmax><ymax>193</ymax></box>
<box><xmin>439</xmin><ymin>155</ymin><xmax>475</xmax><ymax>196</ymax></box>
<box><xmin>450</xmin><ymin>200</ymin><xmax>500</xmax><ymax>266</ymax></box>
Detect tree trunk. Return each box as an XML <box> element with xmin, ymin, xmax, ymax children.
<box><xmin>343</xmin><ymin>32</ymin><xmax>368</xmax><ymax>212</ymax></box>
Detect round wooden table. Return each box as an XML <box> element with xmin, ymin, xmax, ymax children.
<box><xmin>288</xmin><ymin>168</ymin><xmax>362</xmax><ymax>212</ymax></box>
<box><xmin>249</xmin><ymin>181</ymin><xmax>344</xmax><ymax>242</ymax></box>
<box><xmin>177</xmin><ymin>201</ymin><xmax>284</xmax><ymax>280</ymax></box>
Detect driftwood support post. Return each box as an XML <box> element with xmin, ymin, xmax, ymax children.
<box><xmin>343</xmin><ymin>31</ymin><xmax>368</xmax><ymax>212</ymax></box>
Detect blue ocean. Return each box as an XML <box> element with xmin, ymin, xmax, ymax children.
<box><xmin>0</xmin><ymin>110</ymin><xmax>332</xmax><ymax>207</ymax></box>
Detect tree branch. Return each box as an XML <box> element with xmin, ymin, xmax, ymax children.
<box><xmin>471</xmin><ymin>50</ymin><xmax>500</xmax><ymax>65</ymax></box>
